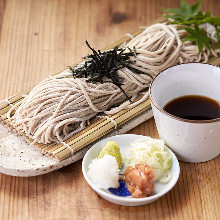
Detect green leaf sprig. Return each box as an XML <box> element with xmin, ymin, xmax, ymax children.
<box><xmin>183</xmin><ymin>23</ymin><xmax>212</xmax><ymax>52</ymax></box>
<box><xmin>162</xmin><ymin>0</ymin><xmax>220</xmax><ymax>53</ymax></box>
<box><xmin>163</xmin><ymin>0</ymin><xmax>203</xmax><ymax>23</ymax></box>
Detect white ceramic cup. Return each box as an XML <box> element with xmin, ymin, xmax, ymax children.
<box><xmin>149</xmin><ymin>63</ymin><xmax>220</xmax><ymax>163</ymax></box>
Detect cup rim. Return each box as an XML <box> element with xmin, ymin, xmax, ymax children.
<box><xmin>149</xmin><ymin>62</ymin><xmax>220</xmax><ymax>124</ymax></box>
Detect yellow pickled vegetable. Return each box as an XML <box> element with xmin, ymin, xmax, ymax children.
<box><xmin>98</xmin><ymin>141</ymin><xmax>122</xmax><ymax>168</ymax></box>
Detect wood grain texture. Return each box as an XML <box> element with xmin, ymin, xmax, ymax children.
<box><xmin>0</xmin><ymin>0</ymin><xmax>219</xmax><ymax>219</ymax></box>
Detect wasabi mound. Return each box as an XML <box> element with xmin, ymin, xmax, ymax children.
<box><xmin>98</xmin><ymin>141</ymin><xmax>122</xmax><ymax>168</ymax></box>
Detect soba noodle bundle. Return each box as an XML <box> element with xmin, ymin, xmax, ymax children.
<box><xmin>7</xmin><ymin>23</ymin><xmax>216</xmax><ymax>144</ymax></box>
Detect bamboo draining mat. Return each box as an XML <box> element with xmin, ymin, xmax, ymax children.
<box><xmin>0</xmin><ymin>18</ymin><xmax>166</xmax><ymax>161</ymax></box>
<box><xmin>0</xmin><ymin>93</ymin><xmax>151</xmax><ymax>161</ymax></box>
<box><xmin>0</xmin><ymin>19</ymin><xmax>220</xmax><ymax>161</ymax></box>
<box><xmin>0</xmin><ymin>27</ymin><xmax>149</xmax><ymax>161</ymax></box>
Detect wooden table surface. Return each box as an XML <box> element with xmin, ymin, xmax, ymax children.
<box><xmin>0</xmin><ymin>0</ymin><xmax>219</xmax><ymax>219</ymax></box>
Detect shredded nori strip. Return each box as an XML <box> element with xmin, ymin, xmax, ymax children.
<box><xmin>69</xmin><ymin>41</ymin><xmax>144</xmax><ymax>101</ymax></box>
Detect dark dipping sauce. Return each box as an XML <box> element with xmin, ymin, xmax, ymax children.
<box><xmin>163</xmin><ymin>95</ymin><xmax>220</xmax><ymax>120</ymax></box>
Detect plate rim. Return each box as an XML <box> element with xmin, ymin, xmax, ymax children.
<box><xmin>82</xmin><ymin>134</ymin><xmax>180</xmax><ymax>203</ymax></box>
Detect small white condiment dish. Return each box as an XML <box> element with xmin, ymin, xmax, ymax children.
<box><xmin>82</xmin><ymin>134</ymin><xmax>180</xmax><ymax>206</ymax></box>
<box><xmin>149</xmin><ymin>63</ymin><xmax>220</xmax><ymax>163</ymax></box>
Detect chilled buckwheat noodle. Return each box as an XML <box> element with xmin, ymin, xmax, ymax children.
<box><xmin>7</xmin><ymin>23</ymin><xmax>218</xmax><ymax>144</ymax></box>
